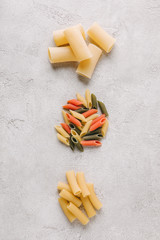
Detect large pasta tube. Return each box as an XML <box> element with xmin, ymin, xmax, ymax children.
<box><xmin>59</xmin><ymin>189</ymin><xmax>82</xmax><ymax>207</ymax></box>
<box><xmin>66</xmin><ymin>170</ymin><xmax>81</xmax><ymax>196</ymax></box>
<box><xmin>87</xmin><ymin>183</ymin><xmax>102</xmax><ymax>210</ymax></box>
<box><xmin>87</xmin><ymin>22</ymin><xmax>116</xmax><ymax>53</ymax></box>
<box><xmin>53</xmin><ymin>24</ymin><xmax>86</xmax><ymax>46</ymax></box>
<box><xmin>58</xmin><ymin>198</ymin><xmax>76</xmax><ymax>223</ymax></box>
<box><xmin>76</xmin><ymin>172</ymin><xmax>90</xmax><ymax>197</ymax></box>
<box><xmin>48</xmin><ymin>46</ymin><xmax>77</xmax><ymax>63</ymax></box>
<box><xmin>64</xmin><ymin>27</ymin><xmax>92</xmax><ymax>61</ymax></box>
<box><xmin>57</xmin><ymin>182</ymin><xmax>72</xmax><ymax>193</ymax></box>
<box><xmin>76</xmin><ymin>44</ymin><xmax>102</xmax><ymax>79</ymax></box>
<box><xmin>80</xmin><ymin>194</ymin><xmax>96</xmax><ymax>218</ymax></box>
<box><xmin>67</xmin><ymin>202</ymin><xmax>89</xmax><ymax>225</ymax></box>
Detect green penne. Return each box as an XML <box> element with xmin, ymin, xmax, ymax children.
<box><xmin>75</xmin><ymin>108</ymin><xmax>89</xmax><ymax>113</ymax></box>
<box><xmin>69</xmin><ymin>135</ymin><xmax>75</xmax><ymax>151</ymax></box>
<box><xmin>98</xmin><ymin>101</ymin><xmax>109</xmax><ymax>116</ymax></box>
<box><xmin>69</xmin><ymin>123</ymin><xmax>81</xmax><ymax>135</ymax></box>
<box><xmin>71</xmin><ymin>136</ymin><xmax>84</xmax><ymax>152</ymax></box>
<box><xmin>84</xmin><ymin>127</ymin><xmax>102</xmax><ymax>136</ymax></box>
<box><xmin>83</xmin><ymin>133</ymin><xmax>103</xmax><ymax>140</ymax></box>
<box><xmin>91</xmin><ymin>94</ymin><xmax>97</xmax><ymax>109</ymax></box>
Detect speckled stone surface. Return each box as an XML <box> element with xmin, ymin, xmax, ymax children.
<box><xmin>0</xmin><ymin>0</ymin><xmax>160</xmax><ymax>239</ymax></box>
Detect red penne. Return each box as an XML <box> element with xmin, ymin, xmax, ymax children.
<box><xmin>91</xmin><ymin>114</ymin><xmax>105</xmax><ymax>126</ymax></box>
<box><xmin>63</xmin><ymin>104</ymin><xmax>81</xmax><ymax>110</ymax></box>
<box><xmin>67</xmin><ymin>99</ymin><xmax>83</xmax><ymax>106</ymax></box>
<box><xmin>66</xmin><ymin>113</ymin><xmax>82</xmax><ymax>127</ymax></box>
<box><xmin>82</xmin><ymin>109</ymin><xmax>98</xmax><ymax>118</ymax></box>
<box><xmin>89</xmin><ymin>117</ymin><xmax>106</xmax><ymax>132</ymax></box>
<box><xmin>81</xmin><ymin>140</ymin><xmax>102</xmax><ymax>146</ymax></box>
<box><xmin>61</xmin><ymin>123</ymin><xmax>71</xmax><ymax>134</ymax></box>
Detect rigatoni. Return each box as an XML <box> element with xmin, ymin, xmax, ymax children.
<box><xmin>57</xmin><ymin>182</ymin><xmax>72</xmax><ymax>193</ymax></box>
<box><xmin>59</xmin><ymin>189</ymin><xmax>82</xmax><ymax>207</ymax></box>
<box><xmin>58</xmin><ymin>198</ymin><xmax>76</xmax><ymax>223</ymax></box>
<box><xmin>66</xmin><ymin>170</ymin><xmax>81</xmax><ymax>196</ymax></box>
<box><xmin>80</xmin><ymin>195</ymin><xmax>96</xmax><ymax>218</ymax></box>
<box><xmin>67</xmin><ymin>202</ymin><xmax>89</xmax><ymax>225</ymax></box>
<box><xmin>76</xmin><ymin>172</ymin><xmax>90</xmax><ymax>197</ymax></box>
<box><xmin>87</xmin><ymin>183</ymin><xmax>102</xmax><ymax>210</ymax></box>
<box><xmin>48</xmin><ymin>46</ymin><xmax>77</xmax><ymax>63</ymax></box>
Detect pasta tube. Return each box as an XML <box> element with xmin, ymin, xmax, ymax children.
<box><xmin>91</xmin><ymin>93</ymin><xmax>98</xmax><ymax>109</ymax></box>
<box><xmin>61</xmin><ymin>123</ymin><xmax>71</xmax><ymax>134</ymax></box>
<box><xmin>53</xmin><ymin>24</ymin><xmax>85</xmax><ymax>46</ymax></box>
<box><xmin>76</xmin><ymin>172</ymin><xmax>90</xmax><ymax>197</ymax></box>
<box><xmin>70</xmin><ymin>110</ymin><xmax>86</xmax><ymax>123</ymax></box>
<box><xmin>80</xmin><ymin>195</ymin><xmax>96</xmax><ymax>218</ymax></box>
<box><xmin>64</xmin><ymin>27</ymin><xmax>92</xmax><ymax>61</ymax></box>
<box><xmin>89</xmin><ymin>117</ymin><xmax>106</xmax><ymax>132</ymax></box>
<box><xmin>57</xmin><ymin>133</ymin><xmax>70</xmax><ymax>146</ymax></box>
<box><xmin>57</xmin><ymin>182</ymin><xmax>72</xmax><ymax>192</ymax></box>
<box><xmin>71</xmin><ymin>137</ymin><xmax>84</xmax><ymax>152</ymax></box>
<box><xmin>85</xmin><ymin>114</ymin><xmax>99</xmax><ymax>122</ymax></box>
<box><xmin>62</xmin><ymin>110</ymin><xmax>70</xmax><ymax>125</ymax></box>
<box><xmin>59</xmin><ymin>189</ymin><xmax>82</xmax><ymax>207</ymax></box>
<box><xmin>67</xmin><ymin>202</ymin><xmax>89</xmax><ymax>225</ymax></box>
<box><xmin>85</xmin><ymin>128</ymin><xmax>102</xmax><ymax>136</ymax></box>
<box><xmin>76</xmin><ymin>44</ymin><xmax>102</xmax><ymax>79</ymax></box>
<box><xmin>81</xmin><ymin>140</ymin><xmax>102</xmax><ymax>147</ymax></box>
<box><xmin>87</xmin><ymin>22</ymin><xmax>116</xmax><ymax>53</ymax></box>
<box><xmin>98</xmin><ymin>101</ymin><xmax>109</xmax><ymax>116</ymax></box>
<box><xmin>48</xmin><ymin>46</ymin><xmax>77</xmax><ymax>63</ymax></box>
<box><xmin>58</xmin><ymin>198</ymin><xmax>76</xmax><ymax>223</ymax></box>
<box><xmin>75</xmin><ymin>108</ymin><xmax>89</xmax><ymax>114</ymax></box>
<box><xmin>83</xmin><ymin>133</ymin><xmax>103</xmax><ymax>140</ymax></box>
<box><xmin>67</xmin><ymin>99</ymin><xmax>82</xmax><ymax>106</ymax></box>
<box><xmin>82</xmin><ymin>109</ymin><xmax>98</xmax><ymax>118</ymax></box>
<box><xmin>80</xmin><ymin>120</ymin><xmax>92</xmax><ymax>137</ymax></box>
<box><xmin>85</xmin><ymin>89</ymin><xmax>92</xmax><ymax>109</ymax></box>
<box><xmin>91</xmin><ymin>114</ymin><xmax>105</xmax><ymax>126</ymax></box>
<box><xmin>66</xmin><ymin>113</ymin><xmax>82</xmax><ymax>127</ymax></box>
<box><xmin>69</xmin><ymin>135</ymin><xmax>75</xmax><ymax>151</ymax></box>
<box><xmin>71</xmin><ymin>130</ymin><xmax>82</xmax><ymax>143</ymax></box>
<box><xmin>69</xmin><ymin>123</ymin><xmax>81</xmax><ymax>135</ymax></box>
<box><xmin>55</xmin><ymin>125</ymin><xmax>70</xmax><ymax>138</ymax></box>
<box><xmin>87</xmin><ymin>183</ymin><xmax>102</xmax><ymax>210</ymax></box>
<box><xmin>101</xmin><ymin>118</ymin><xmax>109</xmax><ymax>137</ymax></box>
<box><xmin>66</xmin><ymin>170</ymin><xmax>81</xmax><ymax>196</ymax></box>
<box><xmin>63</xmin><ymin>104</ymin><xmax>81</xmax><ymax>110</ymax></box>
<box><xmin>76</xmin><ymin>93</ymin><xmax>87</xmax><ymax>108</ymax></box>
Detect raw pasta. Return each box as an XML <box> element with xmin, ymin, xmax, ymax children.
<box><xmin>76</xmin><ymin>93</ymin><xmax>87</xmax><ymax>108</ymax></box>
<box><xmin>101</xmin><ymin>118</ymin><xmax>109</xmax><ymax>137</ymax></box>
<box><xmin>66</xmin><ymin>170</ymin><xmax>81</xmax><ymax>196</ymax></box>
<box><xmin>48</xmin><ymin>46</ymin><xmax>77</xmax><ymax>63</ymax></box>
<box><xmin>76</xmin><ymin>172</ymin><xmax>90</xmax><ymax>197</ymax></box>
<box><xmin>57</xmin><ymin>133</ymin><xmax>70</xmax><ymax>146</ymax></box>
<box><xmin>87</xmin><ymin>183</ymin><xmax>102</xmax><ymax>210</ymax></box>
<box><xmin>85</xmin><ymin>89</ymin><xmax>92</xmax><ymax>109</ymax></box>
<box><xmin>80</xmin><ymin>120</ymin><xmax>92</xmax><ymax>137</ymax></box>
<box><xmin>57</xmin><ymin>182</ymin><xmax>72</xmax><ymax>193</ymax></box>
<box><xmin>67</xmin><ymin>202</ymin><xmax>89</xmax><ymax>225</ymax></box>
<box><xmin>58</xmin><ymin>198</ymin><xmax>76</xmax><ymax>223</ymax></box>
<box><xmin>59</xmin><ymin>189</ymin><xmax>82</xmax><ymax>207</ymax></box>
<box><xmin>55</xmin><ymin>125</ymin><xmax>70</xmax><ymax>138</ymax></box>
<box><xmin>80</xmin><ymin>194</ymin><xmax>96</xmax><ymax>218</ymax></box>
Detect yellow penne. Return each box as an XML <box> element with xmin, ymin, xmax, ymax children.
<box><xmin>67</xmin><ymin>202</ymin><xmax>89</xmax><ymax>225</ymax></box>
<box><xmin>80</xmin><ymin>194</ymin><xmax>96</xmax><ymax>218</ymax></box>
<box><xmin>101</xmin><ymin>118</ymin><xmax>109</xmax><ymax>137</ymax></box>
<box><xmin>76</xmin><ymin>172</ymin><xmax>90</xmax><ymax>197</ymax></box>
<box><xmin>59</xmin><ymin>189</ymin><xmax>82</xmax><ymax>207</ymax></box>
<box><xmin>71</xmin><ymin>129</ymin><xmax>82</xmax><ymax>142</ymax></box>
<box><xmin>70</xmin><ymin>110</ymin><xmax>86</xmax><ymax>123</ymax></box>
<box><xmin>62</xmin><ymin>110</ymin><xmax>70</xmax><ymax>125</ymax></box>
<box><xmin>80</xmin><ymin>120</ymin><xmax>92</xmax><ymax>137</ymax></box>
<box><xmin>85</xmin><ymin>89</ymin><xmax>92</xmax><ymax>109</ymax></box>
<box><xmin>85</xmin><ymin>114</ymin><xmax>99</xmax><ymax>122</ymax></box>
<box><xmin>58</xmin><ymin>198</ymin><xmax>76</xmax><ymax>223</ymax></box>
<box><xmin>66</xmin><ymin>170</ymin><xmax>81</xmax><ymax>196</ymax></box>
<box><xmin>57</xmin><ymin>182</ymin><xmax>72</xmax><ymax>193</ymax></box>
<box><xmin>87</xmin><ymin>183</ymin><xmax>102</xmax><ymax>210</ymax></box>
<box><xmin>57</xmin><ymin>133</ymin><xmax>69</xmax><ymax>146</ymax></box>
<box><xmin>55</xmin><ymin>125</ymin><xmax>70</xmax><ymax>138</ymax></box>
<box><xmin>76</xmin><ymin>93</ymin><xmax>87</xmax><ymax>108</ymax></box>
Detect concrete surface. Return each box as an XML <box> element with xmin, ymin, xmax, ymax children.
<box><xmin>0</xmin><ymin>0</ymin><xmax>160</xmax><ymax>239</ymax></box>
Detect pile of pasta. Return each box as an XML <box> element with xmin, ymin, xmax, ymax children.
<box><xmin>55</xmin><ymin>89</ymin><xmax>109</xmax><ymax>151</ymax></box>
<box><xmin>48</xmin><ymin>22</ymin><xmax>116</xmax><ymax>79</ymax></box>
<box><xmin>58</xmin><ymin>170</ymin><xmax>102</xmax><ymax>225</ymax></box>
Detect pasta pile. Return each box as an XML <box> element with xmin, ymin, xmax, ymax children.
<box><xmin>55</xmin><ymin>89</ymin><xmax>109</xmax><ymax>151</ymax></box>
<box><xmin>48</xmin><ymin>22</ymin><xmax>116</xmax><ymax>79</ymax></box>
<box><xmin>58</xmin><ymin>170</ymin><xmax>102</xmax><ymax>225</ymax></box>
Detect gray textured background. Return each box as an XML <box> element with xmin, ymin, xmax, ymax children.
<box><xmin>0</xmin><ymin>0</ymin><xmax>160</xmax><ymax>239</ymax></box>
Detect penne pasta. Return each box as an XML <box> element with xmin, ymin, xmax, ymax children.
<box><xmin>67</xmin><ymin>99</ymin><xmax>83</xmax><ymax>106</ymax></box>
<box><xmin>63</xmin><ymin>104</ymin><xmax>81</xmax><ymax>110</ymax></box>
<box><xmin>71</xmin><ymin>129</ymin><xmax>82</xmax><ymax>143</ymax></box>
<box><xmin>85</xmin><ymin>128</ymin><xmax>102</xmax><ymax>136</ymax></box>
<box><xmin>91</xmin><ymin>114</ymin><xmax>105</xmax><ymax>126</ymax></box>
<box><xmin>76</xmin><ymin>93</ymin><xmax>87</xmax><ymax>108</ymax></box>
<box><xmin>83</xmin><ymin>133</ymin><xmax>103</xmax><ymax>140</ymax></box>
<box><xmin>66</xmin><ymin>113</ymin><xmax>82</xmax><ymax>127</ymax></box>
<box><xmin>62</xmin><ymin>110</ymin><xmax>70</xmax><ymax>125</ymax></box>
<box><xmin>89</xmin><ymin>117</ymin><xmax>106</xmax><ymax>132</ymax></box>
<box><xmin>66</xmin><ymin>170</ymin><xmax>81</xmax><ymax>196</ymax></box>
<box><xmin>57</xmin><ymin>182</ymin><xmax>72</xmax><ymax>193</ymax></box>
<box><xmin>71</xmin><ymin>136</ymin><xmax>84</xmax><ymax>152</ymax></box>
<box><xmin>87</xmin><ymin>22</ymin><xmax>116</xmax><ymax>53</ymax></box>
<box><xmin>87</xmin><ymin>183</ymin><xmax>102</xmax><ymax>210</ymax></box>
<box><xmin>80</xmin><ymin>120</ymin><xmax>92</xmax><ymax>137</ymax></box>
<box><xmin>70</xmin><ymin>110</ymin><xmax>86</xmax><ymax>123</ymax></box>
<box><xmin>75</xmin><ymin>108</ymin><xmax>89</xmax><ymax>114</ymax></box>
<box><xmin>61</xmin><ymin>123</ymin><xmax>71</xmax><ymax>134</ymax></box>
<box><xmin>58</xmin><ymin>198</ymin><xmax>76</xmax><ymax>223</ymax></box>
<box><xmin>64</xmin><ymin>27</ymin><xmax>92</xmax><ymax>61</ymax></box>
<box><xmin>85</xmin><ymin>89</ymin><xmax>92</xmax><ymax>109</ymax></box>
<box><xmin>53</xmin><ymin>24</ymin><xmax>86</xmax><ymax>46</ymax></box>
<box><xmin>69</xmin><ymin>135</ymin><xmax>75</xmax><ymax>151</ymax></box>
<box><xmin>80</xmin><ymin>194</ymin><xmax>96</xmax><ymax>218</ymax></box>
<box><xmin>55</xmin><ymin>125</ymin><xmax>70</xmax><ymax>138</ymax></box>
<box><xmin>67</xmin><ymin>202</ymin><xmax>89</xmax><ymax>225</ymax></box>
<box><xmin>76</xmin><ymin>172</ymin><xmax>90</xmax><ymax>197</ymax></box>
<box><xmin>48</xmin><ymin>46</ymin><xmax>77</xmax><ymax>63</ymax></box>
<box><xmin>59</xmin><ymin>189</ymin><xmax>82</xmax><ymax>207</ymax></box>
<box><xmin>101</xmin><ymin>118</ymin><xmax>109</xmax><ymax>137</ymax></box>
<box><xmin>76</xmin><ymin>44</ymin><xmax>102</xmax><ymax>79</ymax></box>
<box><xmin>57</xmin><ymin>133</ymin><xmax>70</xmax><ymax>146</ymax></box>
<box><xmin>85</xmin><ymin>114</ymin><xmax>99</xmax><ymax>122</ymax></box>
<box><xmin>98</xmin><ymin>101</ymin><xmax>109</xmax><ymax>116</ymax></box>
<box><xmin>82</xmin><ymin>109</ymin><xmax>98</xmax><ymax>118</ymax></box>
<box><xmin>69</xmin><ymin>123</ymin><xmax>81</xmax><ymax>135</ymax></box>
<box><xmin>81</xmin><ymin>140</ymin><xmax>102</xmax><ymax>147</ymax></box>
<box><xmin>91</xmin><ymin>93</ymin><xmax>98</xmax><ymax>109</ymax></box>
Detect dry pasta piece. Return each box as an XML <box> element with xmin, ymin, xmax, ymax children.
<box><xmin>76</xmin><ymin>93</ymin><xmax>87</xmax><ymax>108</ymax></box>
<box><xmin>66</xmin><ymin>113</ymin><xmax>82</xmax><ymax>127</ymax></box>
<box><xmin>53</xmin><ymin>24</ymin><xmax>86</xmax><ymax>46</ymax></box>
<box><xmin>80</xmin><ymin>120</ymin><xmax>92</xmax><ymax>137</ymax></box>
<box><xmin>89</xmin><ymin>117</ymin><xmax>106</xmax><ymax>132</ymax></box>
<box><xmin>67</xmin><ymin>202</ymin><xmax>89</xmax><ymax>225</ymax></box>
<box><xmin>58</xmin><ymin>198</ymin><xmax>76</xmax><ymax>223</ymax></box>
<box><xmin>87</xmin><ymin>22</ymin><xmax>116</xmax><ymax>53</ymax></box>
<box><xmin>67</xmin><ymin>99</ymin><xmax>82</xmax><ymax>106</ymax></box>
<box><xmin>87</xmin><ymin>183</ymin><xmax>102</xmax><ymax>210</ymax></box>
<box><xmin>59</xmin><ymin>189</ymin><xmax>82</xmax><ymax>207</ymax></box>
<box><xmin>61</xmin><ymin>123</ymin><xmax>71</xmax><ymax>134</ymax></box>
<box><xmin>85</xmin><ymin>89</ymin><xmax>92</xmax><ymax>109</ymax></box>
<box><xmin>85</xmin><ymin>113</ymin><xmax>99</xmax><ymax>122</ymax></box>
<box><xmin>55</xmin><ymin>125</ymin><xmax>70</xmax><ymax>138</ymax></box>
<box><xmin>76</xmin><ymin>44</ymin><xmax>102</xmax><ymax>79</ymax></box>
<box><xmin>81</xmin><ymin>140</ymin><xmax>102</xmax><ymax>147</ymax></box>
<box><xmin>64</xmin><ymin>27</ymin><xmax>92</xmax><ymax>61</ymax></box>
<box><xmin>70</xmin><ymin>110</ymin><xmax>86</xmax><ymax>123</ymax></box>
<box><xmin>63</xmin><ymin>104</ymin><xmax>81</xmax><ymax>110</ymax></box>
<box><xmin>66</xmin><ymin>170</ymin><xmax>81</xmax><ymax>196</ymax></box>
<box><xmin>48</xmin><ymin>46</ymin><xmax>77</xmax><ymax>63</ymax></box>
<box><xmin>91</xmin><ymin>114</ymin><xmax>105</xmax><ymax>126</ymax></box>
<box><xmin>80</xmin><ymin>194</ymin><xmax>96</xmax><ymax>218</ymax></box>
<box><xmin>71</xmin><ymin>130</ymin><xmax>82</xmax><ymax>143</ymax></box>
<box><xmin>82</xmin><ymin>109</ymin><xmax>98</xmax><ymax>118</ymax></box>
<box><xmin>101</xmin><ymin>118</ymin><xmax>109</xmax><ymax>137</ymax></box>
<box><xmin>57</xmin><ymin>182</ymin><xmax>72</xmax><ymax>193</ymax></box>
<box><xmin>57</xmin><ymin>133</ymin><xmax>70</xmax><ymax>146</ymax></box>
<box><xmin>62</xmin><ymin>110</ymin><xmax>70</xmax><ymax>125</ymax></box>
<box><xmin>76</xmin><ymin>172</ymin><xmax>90</xmax><ymax>197</ymax></box>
